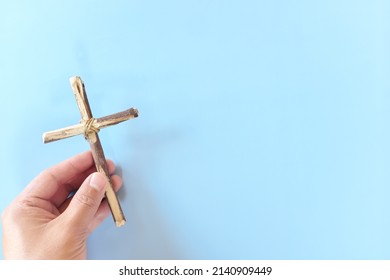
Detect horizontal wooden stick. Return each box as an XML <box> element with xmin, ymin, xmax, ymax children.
<box><xmin>43</xmin><ymin>108</ymin><xmax>138</xmax><ymax>143</ymax></box>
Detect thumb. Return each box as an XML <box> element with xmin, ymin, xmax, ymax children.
<box><xmin>64</xmin><ymin>172</ymin><xmax>107</xmax><ymax>230</ymax></box>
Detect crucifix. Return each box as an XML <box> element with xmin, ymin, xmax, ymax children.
<box><xmin>43</xmin><ymin>76</ymin><xmax>139</xmax><ymax>227</ymax></box>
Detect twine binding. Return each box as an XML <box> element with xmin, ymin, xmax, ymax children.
<box><xmin>83</xmin><ymin>118</ymin><xmax>100</xmax><ymax>138</ymax></box>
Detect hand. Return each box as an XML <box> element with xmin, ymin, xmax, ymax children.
<box><xmin>1</xmin><ymin>151</ymin><xmax>122</xmax><ymax>259</ymax></box>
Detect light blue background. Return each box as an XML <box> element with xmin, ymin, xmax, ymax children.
<box><xmin>1</xmin><ymin>0</ymin><xmax>389</xmax><ymax>259</ymax></box>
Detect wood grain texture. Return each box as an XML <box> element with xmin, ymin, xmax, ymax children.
<box><xmin>69</xmin><ymin>76</ymin><xmax>93</xmax><ymax>121</ymax></box>
<box><xmin>42</xmin><ymin>108</ymin><xmax>138</xmax><ymax>143</ymax></box>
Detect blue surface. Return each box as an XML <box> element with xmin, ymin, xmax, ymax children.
<box><xmin>1</xmin><ymin>0</ymin><xmax>390</xmax><ymax>259</ymax></box>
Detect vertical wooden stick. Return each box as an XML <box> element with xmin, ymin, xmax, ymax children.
<box><xmin>70</xmin><ymin>76</ymin><xmax>126</xmax><ymax>227</ymax></box>
<box><xmin>88</xmin><ymin>133</ymin><xmax>126</xmax><ymax>227</ymax></box>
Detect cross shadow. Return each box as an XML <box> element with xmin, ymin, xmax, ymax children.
<box><xmin>88</xmin><ymin>128</ymin><xmax>185</xmax><ymax>259</ymax></box>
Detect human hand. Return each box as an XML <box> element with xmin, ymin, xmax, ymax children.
<box><xmin>1</xmin><ymin>151</ymin><xmax>122</xmax><ymax>259</ymax></box>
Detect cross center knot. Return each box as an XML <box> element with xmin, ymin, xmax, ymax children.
<box><xmin>83</xmin><ymin>118</ymin><xmax>100</xmax><ymax>138</ymax></box>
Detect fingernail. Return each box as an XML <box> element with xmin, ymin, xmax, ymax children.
<box><xmin>90</xmin><ymin>173</ymin><xmax>107</xmax><ymax>191</ymax></box>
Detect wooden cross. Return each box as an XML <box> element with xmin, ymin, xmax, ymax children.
<box><xmin>43</xmin><ymin>76</ymin><xmax>139</xmax><ymax>227</ymax></box>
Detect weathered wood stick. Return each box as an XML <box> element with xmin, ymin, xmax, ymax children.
<box><xmin>87</xmin><ymin>131</ymin><xmax>126</xmax><ymax>227</ymax></box>
<box><xmin>42</xmin><ymin>108</ymin><xmax>139</xmax><ymax>143</ymax></box>
<box><xmin>69</xmin><ymin>76</ymin><xmax>126</xmax><ymax>227</ymax></box>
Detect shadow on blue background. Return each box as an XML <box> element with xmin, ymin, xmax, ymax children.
<box><xmin>1</xmin><ymin>0</ymin><xmax>390</xmax><ymax>259</ymax></box>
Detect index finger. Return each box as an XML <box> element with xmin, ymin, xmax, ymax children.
<box><xmin>22</xmin><ymin>151</ymin><xmax>95</xmax><ymax>206</ymax></box>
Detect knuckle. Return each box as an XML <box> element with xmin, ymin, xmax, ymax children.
<box><xmin>3</xmin><ymin>198</ymin><xmax>36</xmax><ymax>220</ymax></box>
<box><xmin>17</xmin><ymin>198</ymin><xmax>36</xmax><ymax>209</ymax></box>
<box><xmin>75</xmin><ymin>193</ymin><xmax>97</xmax><ymax>209</ymax></box>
